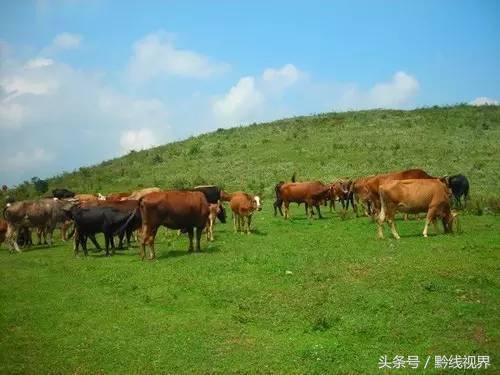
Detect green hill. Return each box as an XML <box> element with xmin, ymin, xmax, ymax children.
<box><xmin>4</xmin><ymin>105</ymin><xmax>500</xmax><ymax>204</ymax></box>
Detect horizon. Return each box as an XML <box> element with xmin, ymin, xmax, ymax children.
<box><xmin>1</xmin><ymin>0</ymin><xmax>499</xmax><ymax>186</ymax></box>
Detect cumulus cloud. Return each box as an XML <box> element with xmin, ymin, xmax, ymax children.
<box><xmin>0</xmin><ymin>55</ymin><xmax>169</xmax><ymax>184</ymax></box>
<box><xmin>52</xmin><ymin>32</ymin><xmax>82</xmax><ymax>49</ymax></box>
<box><xmin>262</xmin><ymin>63</ymin><xmax>305</xmax><ymax>92</ymax></box>
<box><xmin>120</xmin><ymin>128</ymin><xmax>157</xmax><ymax>152</ymax></box>
<box><xmin>469</xmin><ymin>97</ymin><xmax>499</xmax><ymax>106</ymax></box>
<box><xmin>336</xmin><ymin>71</ymin><xmax>420</xmax><ymax>110</ymax></box>
<box><xmin>0</xmin><ymin>147</ymin><xmax>53</xmax><ymax>172</ymax></box>
<box><xmin>213</xmin><ymin>76</ymin><xmax>264</xmax><ymax>123</ymax></box>
<box><xmin>213</xmin><ymin>64</ymin><xmax>305</xmax><ymax>126</ymax></box>
<box><xmin>127</xmin><ymin>30</ymin><xmax>228</xmax><ymax>82</ymax></box>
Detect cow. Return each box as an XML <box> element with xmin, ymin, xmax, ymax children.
<box><xmin>351</xmin><ymin>169</ymin><xmax>441</xmax><ymax>217</ymax></box>
<box><xmin>78</xmin><ymin>199</ymin><xmax>141</xmax><ymax>249</ymax></box>
<box><xmin>275</xmin><ymin>181</ymin><xmax>331</xmax><ymax>219</ymax></box>
<box><xmin>75</xmin><ymin>194</ymin><xmax>99</xmax><ymax>202</ymax></box>
<box><xmin>139</xmin><ymin>191</ymin><xmax>210</xmax><ymax>259</ymax></box>
<box><xmin>4</xmin><ymin>198</ymin><xmax>76</xmax><ymax>253</ymax></box>
<box><xmin>447</xmin><ymin>174</ymin><xmax>470</xmax><ymax>208</ymax></box>
<box><xmin>105</xmin><ymin>192</ymin><xmax>131</xmax><ymax>201</ymax></box>
<box><xmin>66</xmin><ymin>205</ymin><xmax>139</xmax><ymax>256</ymax></box>
<box><xmin>192</xmin><ymin>185</ymin><xmax>227</xmax><ymax>223</ymax></box>
<box><xmin>329</xmin><ymin>179</ymin><xmax>355</xmax><ymax>212</ymax></box>
<box><xmin>377</xmin><ymin>179</ymin><xmax>457</xmax><ymax>239</ymax></box>
<box><xmin>125</xmin><ymin>188</ymin><xmax>161</xmax><ymax>201</ymax></box>
<box><xmin>228</xmin><ymin>192</ymin><xmax>262</xmax><ymax>234</ymax></box>
<box><xmin>206</xmin><ymin>203</ymin><xmax>222</xmax><ymax>241</ymax></box>
<box><xmin>52</xmin><ymin>188</ymin><xmax>75</xmax><ymax>199</ymax></box>
<box><xmin>0</xmin><ymin>219</ymin><xmax>7</xmax><ymax>246</ymax></box>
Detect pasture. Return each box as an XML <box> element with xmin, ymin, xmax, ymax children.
<box><xmin>1</xmin><ymin>205</ymin><xmax>499</xmax><ymax>374</ymax></box>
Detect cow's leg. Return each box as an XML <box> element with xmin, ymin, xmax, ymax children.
<box><xmin>423</xmin><ymin>209</ymin><xmax>435</xmax><ymax>237</ymax></box>
<box><xmin>187</xmin><ymin>227</ymin><xmax>194</xmax><ymax>252</ymax></box>
<box><xmin>46</xmin><ymin>229</ymin><xmax>53</xmax><ymax>247</ymax></box>
<box><xmin>377</xmin><ymin>204</ymin><xmax>386</xmax><ymax>239</ymax></box>
<box><xmin>246</xmin><ymin>215</ymin><xmax>252</xmax><ymax>234</ymax></box>
<box><xmin>195</xmin><ymin>226</ymin><xmax>202</xmax><ymax>251</ymax></box>
<box><xmin>81</xmin><ymin>235</ymin><xmax>88</xmax><ymax>256</ymax></box>
<box><xmin>316</xmin><ymin>204</ymin><xmax>323</xmax><ymax>219</ymax></box>
<box><xmin>284</xmin><ymin>202</ymin><xmax>290</xmax><ymax>219</ymax></box>
<box><xmin>232</xmin><ymin>214</ymin><xmax>238</xmax><ymax>233</ymax></box>
<box><xmin>329</xmin><ymin>198</ymin><xmax>334</xmax><ymax>212</ymax></box>
<box><xmin>6</xmin><ymin>225</ymin><xmax>21</xmax><ymax>253</ymax></box>
<box><xmin>305</xmin><ymin>203</ymin><xmax>309</xmax><ymax>216</ymax></box>
<box><xmin>388</xmin><ymin>217</ymin><xmax>400</xmax><ymax>240</ymax></box>
<box><xmin>88</xmin><ymin>234</ymin><xmax>101</xmax><ymax>251</ymax></box>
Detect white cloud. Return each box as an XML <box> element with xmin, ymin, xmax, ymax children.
<box><xmin>262</xmin><ymin>63</ymin><xmax>304</xmax><ymax>92</ymax></box>
<box><xmin>127</xmin><ymin>30</ymin><xmax>228</xmax><ymax>82</ymax></box>
<box><xmin>52</xmin><ymin>32</ymin><xmax>82</xmax><ymax>49</ymax></box>
<box><xmin>25</xmin><ymin>57</ymin><xmax>54</xmax><ymax>69</ymax></box>
<box><xmin>469</xmin><ymin>97</ymin><xmax>499</xmax><ymax>106</ymax></box>
<box><xmin>213</xmin><ymin>64</ymin><xmax>305</xmax><ymax>126</ymax></box>
<box><xmin>213</xmin><ymin>76</ymin><xmax>264</xmax><ymax>123</ymax></box>
<box><xmin>0</xmin><ymin>147</ymin><xmax>53</xmax><ymax>172</ymax></box>
<box><xmin>120</xmin><ymin>128</ymin><xmax>157</xmax><ymax>152</ymax></box>
<box><xmin>0</xmin><ymin>102</ymin><xmax>26</xmax><ymax>129</ymax></box>
<box><xmin>335</xmin><ymin>71</ymin><xmax>420</xmax><ymax>110</ymax></box>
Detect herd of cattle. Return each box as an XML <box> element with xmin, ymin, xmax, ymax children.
<box><xmin>0</xmin><ymin>169</ymin><xmax>469</xmax><ymax>259</ymax></box>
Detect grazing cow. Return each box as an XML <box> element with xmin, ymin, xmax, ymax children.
<box><xmin>276</xmin><ymin>181</ymin><xmax>331</xmax><ymax>219</ymax></box>
<box><xmin>447</xmin><ymin>174</ymin><xmax>470</xmax><ymax>208</ymax></box>
<box><xmin>75</xmin><ymin>194</ymin><xmax>99</xmax><ymax>202</ymax></box>
<box><xmin>330</xmin><ymin>179</ymin><xmax>355</xmax><ymax>212</ymax></box>
<box><xmin>0</xmin><ymin>219</ymin><xmax>7</xmax><ymax>246</ymax></box>
<box><xmin>139</xmin><ymin>191</ymin><xmax>210</xmax><ymax>259</ymax></box>
<box><xmin>4</xmin><ymin>198</ymin><xmax>76</xmax><ymax>253</ymax></box>
<box><xmin>52</xmin><ymin>188</ymin><xmax>75</xmax><ymax>199</ymax></box>
<box><xmin>377</xmin><ymin>179</ymin><xmax>457</xmax><ymax>239</ymax></box>
<box><xmin>351</xmin><ymin>169</ymin><xmax>440</xmax><ymax>217</ymax></box>
<box><xmin>67</xmin><ymin>205</ymin><xmax>139</xmax><ymax>256</ymax></box>
<box><xmin>125</xmin><ymin>188</ymin><xmax>161</xmax><ymax>201</ymax></box>
<box><xmin>105</xmin><ymin>192</ymin><xmax>131</xmax><ymax>201</ymax></box>
<box><xmin>206</xmin><ymin>203</ymin><xmax>222</xmax><ymax>241</ymax></box>
<box><xmin>228</xmin><ymin>192</ymin><xmax>262</xmax><ymax>234</ymax></box>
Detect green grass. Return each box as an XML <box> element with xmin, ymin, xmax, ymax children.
<box><xmin>1</xmin><ymin>206</ymin><xmax>499</xmax><ymax>373</ymax></box>
<box><xmin>1</xmin><ymin>105</ymin><xmax>499</xmax><ymax>373</ymax></box>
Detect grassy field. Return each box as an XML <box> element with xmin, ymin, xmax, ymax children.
<box><xmin>0</xmin><ymin>206</ymin><xmax>499</xmax><ymax>374</ymax></box>
<box><xmin>1</xmin><ymin>105</ymin><xmax>499</xmax><ymax>373</ymax></box>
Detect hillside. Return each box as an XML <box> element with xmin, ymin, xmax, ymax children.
<box><xmin>5</xmin><ymin>105</ymin><xmax>500</xmax><ymax>203</ymax></box>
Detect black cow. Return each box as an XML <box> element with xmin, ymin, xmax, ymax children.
<box><xmin>67</xmin><ymin>206</ymin><xmax>138</xmax><ymax>256</ymax></box>
<box><xmin>447</xmin><ymin>174</ymin><xmax>470</xmax><ymax>208</ymax></box>
<box><xmin>192</xmin><ymin>185</ymin><xmax>226</xmax><ymax>223</ymax></box>
<box><xmin>52</xmin><ymin>188</ymin><xmax>75</xmax><ymax>199</ymax></box>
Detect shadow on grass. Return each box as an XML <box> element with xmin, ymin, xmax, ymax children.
<box><xmin>157</xmin><ymin>245</ymin><xmax>221</xmax><ymax>259</ymax></box>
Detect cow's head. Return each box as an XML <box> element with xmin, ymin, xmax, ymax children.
<box><xmin>444</xmin><ymin>210</ymin><xmax>459</xmax><ymax>233</ymax></box>
<box><xmin>253</xmin><ymin>196</ymin><xmax>262</xmax><ymax>211</ymax></box>
<box><xmin>216</xmin><ymin>203</ymin><xmax>227</xmax><ymax>223</ymax></box>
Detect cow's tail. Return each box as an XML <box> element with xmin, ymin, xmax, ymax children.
<box><xmin>291</xmin><ymin>173</ymin><xmax>296</xmax><ymax>182</ymax></box>
<box><xmin>113</xmin><ymin>206</ymin><xmax>141</xmax><ymax>237</ymax></box>
<box><xmin>3</xmin><ymin>205</ymin><xmax>9</xmax><ymax>220</ymax></box>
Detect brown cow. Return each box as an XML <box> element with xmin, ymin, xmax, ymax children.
<box><xmin>377</xmin><ymin>179</ymin><xmax>457</xmax><ymax>239</ymax></box>
<box><xmin>206</xmin><ymin>203</ymin><xmax>220</xmax><ymax>241</ymax></box>
<box><xmin>139</xmin><ymin>191</ymin><xmax>209</xmax><ymax>259</ymax></box>
<box><xmin>351</xmin><ymin>169</ymin><xmax>440</xmax><ymax>217</ymax></box>
<box><xmin>126</xmin><ymin>187</ymin><xmax>161</xmax><ymax>201</ymax></box>
<box><xmin>75</xmin><ymin>194</ymin><xmax>99</xmax><ymax>202</ymax></box>
<box><xmin>0</xmin><ymin>219</ymin><xmax>7</xmax><ymax>246</ymax></box>
<box><xmin>276</xmin><ymin>181</ymin><xmax>331</xmax><ymax>219</ymax></box>
<box><xmin>329</xmin><ymin>179</ymin><xmax>354</xmax><ymax>212</ymax></box>
<box><xmin>105</xmin><ymin>192</ymin><xmax>131</xmax><ymax>201</ymax></box>
<box><xmin>228</xmin><ymin>192</ymin><xmax>262</xmax><ymax>234</ymax></box>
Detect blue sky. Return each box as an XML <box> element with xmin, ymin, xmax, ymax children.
<box><xmin>1</xmin><ymin>0</ymin><xmax>499</xmax><ymax>186</ymax></box>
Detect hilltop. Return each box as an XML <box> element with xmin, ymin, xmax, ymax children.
<box><xmin>5</xmin><ymin>105</ymin><xmax>500</xmax><ymax>203</ymax></box>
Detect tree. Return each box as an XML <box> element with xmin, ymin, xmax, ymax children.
<box><xmin>31</xmin><ymin>177</ymin><xmax>49</xmax><ymax>194</ymax></box>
